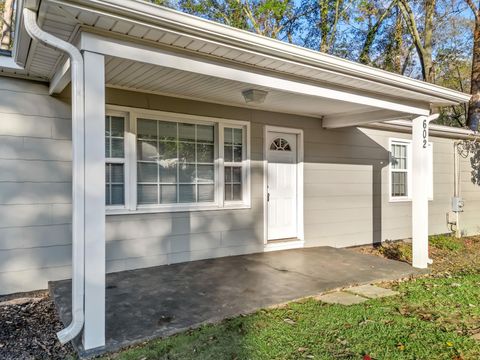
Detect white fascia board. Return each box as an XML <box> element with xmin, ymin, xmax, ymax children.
<box><xmin>52</xmin><ymin>0</ymin><xmax>471</xmax><ymax>105</ymax></box>
<box><xmin>79</xmin><ymin>32</ymin><xmax>431</xmax><ymax>116</ymax></box>
<box><xmin>364</xmin><ymin>119</ymin><xmax>480</xmax><ymax>140</ymax></box>
<box><xmin>322</xmin><ymin>109</ymin><xmax>413</xmax><ymax>129</ymax></box>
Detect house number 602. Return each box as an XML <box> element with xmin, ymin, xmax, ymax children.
<box><xmin>422</xmin><ymin>119</ymin><xmax>427</xmax><ymax>148</ymax></box>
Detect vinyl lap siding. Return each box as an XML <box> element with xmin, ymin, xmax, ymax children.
<box><xmin>458</xmin><ymin>151</ymin><xmax>480</xmax><ymax>235</ymax></box>
<box><xmin>301</xmin><ymin>127</ymin><xmax>462</xmax><ymax>247</ymax></box>
<box><xmin>0</xmin><ymin>78</ymin><xmax>72</xmax><ymax>294</ymax></box>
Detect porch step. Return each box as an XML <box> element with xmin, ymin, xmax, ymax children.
<box><xmin>316</xmin><ymin>291</ymin><xmax>368</xmax><ymax>305</ymax></box>
<box><xmin>316</xmin><ymin>284</ymin><xmax>399</xmax><ymax>305</ymax></box>
<box><xmin>346</xmin><ymin>284</ymin><xmax>399</xmax><ymax>299</ymax></box>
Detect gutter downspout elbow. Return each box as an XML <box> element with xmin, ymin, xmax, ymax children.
<box><xmin>23</xmin><ymin>8</ymin><xmax>85</xmax><ymax>344</ymax></box>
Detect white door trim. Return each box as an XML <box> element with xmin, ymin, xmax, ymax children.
<box><xmin>263</xmin><ymin>125</ymin><xmax>304</xmax><ymax>245</ymax></box>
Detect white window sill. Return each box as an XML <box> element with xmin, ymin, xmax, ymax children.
<box><xmin>389</xmin><ymin>197</ymin><xmax>411</xmax><ymax>203</ymax></box>
<box><xmin>106</xmin><ymin>203</ymin><xmax>251</xmax><ymax>215</ymax></box>
<box><xmin>389</xmin><ymin>197</ymin><xmax>434</xmax><ymax>203</ymax></box>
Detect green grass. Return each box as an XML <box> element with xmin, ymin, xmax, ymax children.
<box><xmin>104</xmin><ymin>274</ymin><xmax>480</xmax><ymax>360</ymax></box>
<box><xmin>373</xmin><ymin>234</ymin><xmax>463</xmax><ymax>264</ymax></box>
<box><xmin>430</xmin><ymin>234</ymin><xmax>465</xmax><ymax>252</ymax></box>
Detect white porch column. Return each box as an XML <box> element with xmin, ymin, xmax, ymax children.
<box><xmin>82</xmin><ymin>51</ymin><xmax>106</xmax><ymax>350</ymax></box>
<box><xmin>411</xmin><ymin>115</ymin><xmax>436</xmax><ymax>268</ymax></box>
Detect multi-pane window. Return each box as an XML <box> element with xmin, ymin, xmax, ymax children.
<box><xmin>105</xmin><ymin>116</ymin><xmax>125</xmax><ymax>206</ymax></box>
<box><xmin>224</xmin><ymin>127</ymin><xmax>243</xmax><ymax>201</ymax></box>
<box><xmin>136</xmin><ymin>119</ymin><xmax>215</xmax><ymax>205</ymax></box>
<box><xmin>389</xmin><ymin>139</ymin><xmax>433</xmax><ymax>200</ymax></box>
<box><xmin>105</xmin><ymin>110</ymin><xmax>249</xmax><ymax>211</ymax></box>
<box><xmin>391</xmin><ymin>142</ymin><xmax>409</xmax><ymax>198</ymax></box>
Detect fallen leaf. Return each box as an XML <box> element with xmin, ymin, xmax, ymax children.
<box><xmin>284</xmin><ymin>318</ymin><xmax>296</xmax><ymax>325</ymax></box>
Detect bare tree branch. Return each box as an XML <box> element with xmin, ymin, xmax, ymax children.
<box><xmin>465</xmin><ymin>0</ymin><xmax>479</xmax><ymax>21</ymax></box>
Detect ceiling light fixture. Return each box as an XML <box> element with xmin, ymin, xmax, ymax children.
<box><xmin>242</xmin><ymin>89</ymin><xmax>268</xmax><ymax>104</ymax></box>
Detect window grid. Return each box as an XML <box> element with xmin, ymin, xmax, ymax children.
<box><xmin>105</xmin><ymin>116</ymin><xmax>125</xmax><ymax>206</ymax></box>
<box><xmin>391</xmin><ymin>143</ymin><xmax>408</xmax><ymax>198</ymax></box>
<box><xmin>224</xmin><ymin>127</ymin><xmax>243</xmax><ymax>202</ymax></box>
<box><xmin>270</xmin><ymin>138</ymin><xmax>292</xmax><ymax>151</ymax></box>
<box><xmin>389</xmin><ymin>139</ymin><xmax>434</xmax><ymax>201</ymax></box>
<box><xmin>105</xmin><ymin>108</ymin><xmax>250</xmax><ymax>212</ymax></box>
<box><xmin>137</xmin><ymin>119</ymin><xmax>215</xmax><ymax>205</ymax></box>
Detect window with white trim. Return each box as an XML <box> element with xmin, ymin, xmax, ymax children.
<box><xmin>105</xmin><ymin>110</ymin><xmax>250</xmax><ymax>212</ymax></box>
<box><xmin>223</xmin><ymin>127</ymin><xmax>244</xmax><ymax>201</ymax></box>
<box><xmin>105</xmin><ymin>115</ymin><xmax>126</xmax><ymax>206</ymax></box>
<box><xmin>389</xmin><ymin>139</ymin><xmax>433</xmax><ymax>201</ymax></box>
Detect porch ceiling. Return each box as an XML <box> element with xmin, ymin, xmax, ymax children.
<box><xmin>104</xmin><ymin>56</ymin><xmax>369</xmax><ymax>118</ymax></box>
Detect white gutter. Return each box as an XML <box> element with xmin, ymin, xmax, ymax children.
<box><xmin>365</xmin><ymin>119</ymin><xmax>480</xmax><ymax>140</ymax></box>
<box><xmin>23</xmin><ymin>8</ymin><xmax>85</xmax><ymax>344</ymax></box>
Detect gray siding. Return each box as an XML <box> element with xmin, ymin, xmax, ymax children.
<box><xmin>0</xmin><ymin>78</ymin><xmax>479</xmax><ymax>294</ymax></box>
<box><xmin>0</xmin><ymin>78</ymin><xmax>72</xmax><ymax>294</ymax></box>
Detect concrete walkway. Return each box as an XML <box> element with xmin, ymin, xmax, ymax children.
<box><xmin>50</xmin><ymin>246</ymin><xmax>423</xmax><ymax>357</ymax></box>
<box><xmin>317</xmin><ymin>284</ymin><xmax>400</xmax><ymax>305</ymax></box>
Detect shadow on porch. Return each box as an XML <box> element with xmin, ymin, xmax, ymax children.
<box><xmin>49</xmin><ymin>246</ymin><xmax>424</xmax><ymax>358</ymax></box>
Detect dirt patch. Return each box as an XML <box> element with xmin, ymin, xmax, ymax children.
<box><xmin>0</xmin><ymin>291</ymin><xmax>75</xmax><ymax>359</ymax></box>
<box><xmin>354</xmin><ymin>235</ymin><xmax>480</xmax><ymax>275</ymax></box>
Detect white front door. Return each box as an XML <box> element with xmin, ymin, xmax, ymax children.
<box><xmin>267</xmin><ymin>131</ymin><xmax>298</xmax><ymax>240</ymax></box>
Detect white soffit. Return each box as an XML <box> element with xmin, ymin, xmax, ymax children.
<box><xmin>105</xmin><ymin>56</ymin><xmax>369</xmax><ymax>117</ymax></box>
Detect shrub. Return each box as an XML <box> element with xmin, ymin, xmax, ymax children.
<box><xmin>378</xmin><ymin>241</ymin><xmax>412</xmax><ymax>263</ymax></box>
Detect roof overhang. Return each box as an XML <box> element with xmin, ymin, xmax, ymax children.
<box><xmin>0</xmin><ymin>0</ymin><xmax>472</xmax><ymax>127</ymax></box>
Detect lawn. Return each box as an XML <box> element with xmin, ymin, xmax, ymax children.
<box><xmin>104</xmin><ymin>235</ymin><xmax>480</xmax><ymax>360</ymax></box>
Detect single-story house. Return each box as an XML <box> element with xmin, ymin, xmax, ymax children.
<box><xmin>0</xmin><ymin>0</ymin><xmax>479</xmax><ymax>351</ymax></box>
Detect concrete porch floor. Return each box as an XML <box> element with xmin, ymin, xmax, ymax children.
<box><xmin>50</xmin><ymin>246</ymin><xmax>423</xmax><ymax>357</ymax></box>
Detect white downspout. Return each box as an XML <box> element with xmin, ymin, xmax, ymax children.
<box><xmin>23</xmin><ymin>8</ymin><xmax>85</xmax><ymax>344</ymax></box>
<box><xmin>453</xmin><ymin>142</ymin><xmax>461</xmax><ymax>238</ymax></box>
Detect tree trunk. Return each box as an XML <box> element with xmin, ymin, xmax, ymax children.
<box><xmin>398</xmin><ymin>0</ymin><xmax>435</xmax><ymax>82</ymax></box>
<box><xmin>422</xmin><ymin>0</ymin><xmax>435</xmax><ymax>82</ymax></box>
<box><xmin>319</xmin><ymin>0</ymin><xmax>329</xmax><ymax>52</ymax></box>
<box><xmin>0</xmin><ymin>0</ymin><xmax>14</xmax><ymax>50</ymax></box>
<box><xmin>359</xmin><ymin>0</ymin><xmax>397</xmax><ymax>65</ymax></box>
<box><xmin>468</xmin><ymin>18</ymin><xmax>480</xmax><ymax>130</ymax></box>
<box><xmin>393</xmin><ymin>8</ymin><xmax>403</xmax><ymax>72</ymax></box>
